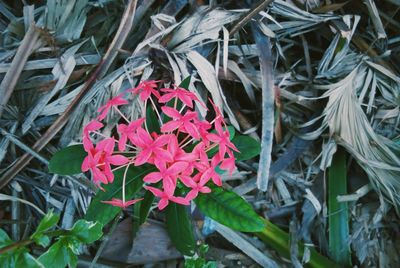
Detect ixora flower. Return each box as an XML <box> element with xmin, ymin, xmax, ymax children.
<box><xmin>81</xmin><ymin>80</ymin><xmax>239</xmax><ymax>210</ymax></box>
<box><xmin>101</xmin><ymin>198</ymin><xmax>143</xmax><ymax>208</ymax></box>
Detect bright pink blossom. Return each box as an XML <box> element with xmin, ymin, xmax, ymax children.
<box><xmin>161</xmin><ymin>106</ymin><xmax>200</xmax><ymax>139</ymax></box>
<box><xmin>207</xmin><ymin>119</ymin><xmax>239</xmax><ymax>159</ymax></box>
<box><xmin>83</xmin><ymin>120</ymin><xmax>104</xmax><ymax>152</ymax></box>
<box><xmin>82</xmin><ymin>80</ymin><xmax>239</xmax><ymax>210</ymax></box>
<box><xmin>144</xmin><ymin>160</ymin><xmax>188</xmax><ymax>193</ymax></box>
<box><xmin>81</xmin><ymin>138</ymin><xmax>129</xmax><ymax>185</ymax></box>
<box><xmin>128</xmin><ymin>80</ymin><xmax>161</xmax><ymax>101</ymax></box>
<box><xmin>167</xmin><ymin>135</ymin><xmax>196</xmax><ymax>163</ymax></box>
<box><xmin>131</xmin><ymin>128</ymin><xmax>172</xmax><ymax>165</ymax></box>
<box><xmin>180</xmin><ymin>173</ymin><xmax>211</xmax><ymax>201</ymax></box>
<box><xmin>144</xmin><ymin>186</ymin><xmax>189</xmax><ymax>210</ymax></box>
<box><xmin>117</xmin><ymin>118</ymin><xmax>145</xmax><ymax>151</ymax></box>
<box><xmin>97</xmin><ymin>95</ymin><xmax>129</xmax><ymax>120</ymax></box>
<box><xmin>101</xmin><ymin>198</ymin><xmax>143</xmax><ymax>208</ymax></box>
<box><xmin>199</xmin><ymin>155</ymin><xmax>222</xmax><ymax>186</ymax></box>
<box><xmin>220</xmin><ymin>150</ymin><xmax>236</xmax><ymax>176</ymax></box>
<box><xmin>84</xmin><ymin>120</ymin><xmax>103</xmax><ymax>137</ymax></box>
<box><xmin>159</xmin><ymin>87</ymin><xmax>200</xmax><ymax>108</ymax></box>
<box><xmin>197</xmin><ymin>120</ymin><xmax>212</xmax><ymax>145</ymax></box>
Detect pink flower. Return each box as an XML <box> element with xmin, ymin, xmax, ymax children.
<box><xmin>180</xmin><ymin>173</ymin><xmax>211</xmax><ymax>201</ymax></box>
<box><xmin>167</xmin><ymin>135</ymin><xmax>196</xmax><ymax>163</ymax></box>
<box><xmin>159</xmin><ymin>87</ymin><xmax>200</xmax><ymax>108</ymax></box>
<box><xmin>81</xmin><ymin>80</ymin><xmax>239</xmax><ymax>209</ymax></box>
<box><xmin>207</xmin><ymin>119</ymin><xmax>239</xmax><ymax>159</ymax></box>
<box><xmin>83</xmin><ymin>120</ymin><xmax>104</xmax><ymax>152</ymax></box>
<box><xmin>128</xmin><ymin>80</ymin><xmax>161</xmax><ymax>101</ymax></box>
<box><xmin>81</xmin><ymin>138</ymin><xmax>129</xmax><ymax>185</ymax></box>
<box><xmin>220</xmin><ymin>150</ymin><xmax>236</xmax><ymax>175</ymax></box>
<box><xmin>81</xmin><ymin>153</ymin><xmax>108</xmax><ymax>185</ymax></box>
<box><xmin>197</xmin><ymin>120</ymin><xmax>212</xmax><ymax>146</ymax></box>
<box><xmin>101</xmin><ymin>198</ymin><xmax>143</xmax><ymax>208</ymax></box>
<box><xmin>97</xmin><ymin>95</ymin><xmax>129</xmax><ymax>120</ymax></box>
<box><xmin>161</xmin><ymin>106</ymin><xmax>200</xmax><ymax>139</ymax></box>
<box><xmin>83</xmin><ymin>135</ymin><xmax>94</xmax><ymax>153</ymax></box>
<box><xmin>199</xmin><ymin>154</ymin><xmax>222</xmax><ymax>186</ymax></box>
<box><xmin>117</xmin><ymin>118</ymin><xmax>145</xmax><ymax>151</ymax></box>
<box><xmin>130</xmin><ymin>128</ymin><xmax>172</xmax><ymax>165</ymax></box>
<box><xmin>144</xmin><ymin>186</ymin><xmax>189</xmax><ymax>210</ymax></box>
<box><xmin>83</xmin><ymin>120</ymin><xmax>103</xmax><ymax>137</ymax></box>
<box><xmin>144</xmin><ymin>160</ymin><xmax>188</xmax><ymax>193</ymax></box>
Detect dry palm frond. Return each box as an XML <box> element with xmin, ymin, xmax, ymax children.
<box><xmin>303</xmin><ymin>63</ymin><xmax>400</xmax><ymax>212</ymax></box>
<box><xmin>42</xmin><ymin>0</ymin><xmax>89</xmax><ymax>42</ymax></box>
<box><xmin>267</xmin><ymin>0</ymin><xmax>341</xmax><ymax>38</ymax></box>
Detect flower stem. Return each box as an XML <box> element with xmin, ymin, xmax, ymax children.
<box><xmin>178</xmin><ymin>104</ymin><xmax>186</xmax><ymax>114</ymax></box>
<box><xmin>122</xmin><ymin>158</ymin><xmax>135</xmax><ymax>203</ymax></box>
<box><xmin>178</xmin><ymin>134</ymin><xmax>191</xmax><ymax>147</ymax></box>
<box><xmin>205</xmin><ymin>143</ymin><xmax>218</xmax><ymax>153</ymax></box>
<box><xmin>180</xmin><ymin>137</ymin><xmax>195</xmax><ymax>149</ymax></box>
<box><xmin>113</xmin><ymin>106</ymin><xmax>130</xmax><ymax>122</ymax></box>
<box><xmin>149</xmin><ymin>97</ymin><xmax>163</xmax><ymax>126</ymax></box>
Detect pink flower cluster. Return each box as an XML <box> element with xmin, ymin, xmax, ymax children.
<box><xmin>82</xmin><ymin>80</ymin><xmax>238</xmax><ymax>210</ymax></box>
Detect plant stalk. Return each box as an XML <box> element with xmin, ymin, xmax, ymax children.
<box><xmin>256</xmin><ymin>219</ymin><xmax>341</xmax><ymax>268</ymax></box>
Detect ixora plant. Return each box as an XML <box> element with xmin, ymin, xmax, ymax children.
<box><xmin>49</xmin><ymin>78</ymin><xmax>263</xmax><ymax>256</ymax></box>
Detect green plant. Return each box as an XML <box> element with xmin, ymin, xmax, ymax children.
<box><xmin>48</xmin><ymin>78</ymin><xmax>264</xmax><ymax>258</ymax></box>
<box><xmin>0</xmin><ymin>210</ymin><xmax>103</xmax><ymax>267</ymax></box>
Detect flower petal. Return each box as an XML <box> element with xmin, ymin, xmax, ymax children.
<box><xmin>144</xmin><ymin>186</ymin><xmax>163</xmax><ymax>197</ymax></box>
<box><xmin>185</xmin><ymin>189</ymin><xmax>199</xmax><ymax>201</ymax></box>
<box><xmin>81</xmin><ymin>156</ymin><xmax>90</xmax><ymax>172</ymax></box>
<box><xmin>170</xmin><ymin>196</ymin><xmax>190</xmax><ymax>206</ymax></box>
<box><xmin>134</xmin><ymin>149</ymin><xmax>152</xmax><ymax>166</ymax></box>
<box><xmin>108</xmin><ymin>155</ymin><xmax>129</xmax><ymax>165</ymax></box>
<box><xmin>180</xmin><ymin>175</ymin><xmax>197</xmax><ymax>188</ymax></box>
<box><xmin>160</xmin><ymin>121</ymin><xmax>181</xmax><ymax>133</ymax></box>
<box><xmin>168</xmin><ymin>161</ymin><xmax>188</xmax><ymax>175</ymax></box>
<box><xmin>158</xmin><ymin>198</ymin><xmax>169</xmax><ymax>210</ymax></box>
<box><xmin>158</xmin><ymin>94</ymin><xmax>174</xmax><ymax>104</ymax></box>
<box><xmin>161</xmin><ymin>106</ymin><xmax>181</xmax><ymax>119</ymax></box>
<box><xmin>143</xmin><ymin>172</ymin><xmax>163</xmax><ymax>183</ymax></box>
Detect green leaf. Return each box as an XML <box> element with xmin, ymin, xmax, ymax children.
<box><xmin>179</xmin><ymin>76</ymin><xmax>191</xmax><ymax>89</ymax></box>
<box><xmin>185</xmin><ymin>257</ymin><xmax>217</xmax><ymax>268</ymax></box>
<box><xmin>231</xmin><ymin>135</ymin><xmax>261</xmax><ymax>161</ymax></box>
<box><xmin>165</xmin><ymin>202</ymin><xmax>196</xmax><ymax>256</ymax></box>
<box><xmin>70</xmin><ymin>220</ymin><xmax>103</xmax><ymax>244</ymax></box>
<box><xmin>195</xmin><ymin>186</ymin><xmax>265</xmax><ymax>232</ymax></box>
<box><xmin>15</xmin><ymin>252</ymin><xmax>43</xmax><ymax>268</ymax></box>
<box><xmin>139</xmin><ymin>189</ymin><xmax>156</xmax><ymax>225</ymax></box>
<box><xmin>0</xmin><ymin>228</ymin><xmax>13</xmax><ymax>247</ymax></box>
<box><xmin>31</xmin><ymin>211</ymin><xmax>59</xmax><ymax>247</ymax></box>
<box><xmin>49</xmin><ymin>145</ymin><xmax>86</xmax><ymax>175</ymax></box>
<box><xmin>146</xmin><ymin>104</ymin><xmax>160</xmax><ymax>133</ymax></box>
<box><xmin>133</xmin><ymin>186</ymin><xmax>157</xmax><ymax>238</ymax></box>
<box><xmin>32</xmin><ymin>235</ymin><xmax>50</xmax><ymax>248</ymax></box>
<box><xmin>38</xmin><ymin>237</ymin><xmax>77</xmax><ymax>268</ymax></box>
<box><xmin>132</xmin><ymin>203</ymin><xmax>141</xmax><ymax>239</ymax></box>
<box><xmin>0</xmin><ymin>230</ymin><xmax>16</xmax><ymax>268</ymax></box>
<box><xmin>328</xmin><ymin>149</ymin><xmax>351</xmax><ymax>266</ymax></box>
<box><xmin>0</xmin><ymin>254</ymin><xmax>14</xmax><ymax>268</ymax></box>
<box><xmin>34</xmin><ymin>211</ymin><xmax>59</xmax><ymax>233</ymax></box>
<box><xmin>85</xmin><ymin>165</ymin><xmax>153</xmax><ymax>225</ymax></box>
